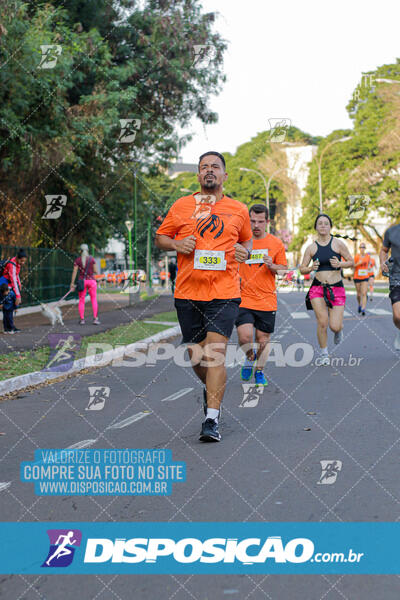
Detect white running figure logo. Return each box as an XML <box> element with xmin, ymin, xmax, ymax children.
<box><xmin>46</xmin><ymin>531</ymin><xmax>77</xmax><ymax>566</ymax></box>
<box><xmin>46</xmin><ymin>336</ymin><xmax>77</xmax><ymax>368</ymax></box>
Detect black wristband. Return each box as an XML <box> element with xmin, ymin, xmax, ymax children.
<box><xmin>247</xmin><ymin>249</ymin><xmax>252</xmax><ymax>260</ymax></box>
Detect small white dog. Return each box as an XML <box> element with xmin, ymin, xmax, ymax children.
<box><xmin>40</xmin><ymin>303</ymin><xmax>64</xmax><ymax>326</ymax></box>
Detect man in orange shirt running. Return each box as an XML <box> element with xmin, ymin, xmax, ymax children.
<box><xmin>236</xmin><ymin>204</ymin><xmax>287</xmax><ymax>386</ymax></box>
<box><xmin>353</xmin><ymin>243</ymin><xmax>371</xmax><ymax>316</ymax></box>
<box><xmin>155</xmin><ymin>151</ymin><xmax>252</xmax><ymax>442</ymax></box>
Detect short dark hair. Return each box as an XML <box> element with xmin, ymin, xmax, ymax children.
<box><xmin>17</xmin><ymin>248</ymin><xmax>27</xmax><ymax>259</ymax></box>
<box><xmin>198</xmin><ymin>151</ymin><xmax>226</xmax><ymax>170</ymax></box>
<box><xmin>0</xmin><ymin>283</ymin><xmax>9</xmax><ymax>295</ymax></box>
<box><xmin>249</xmin><ymin>203</ymin><xmax>269</xmax><ymax>220</ymax></box>
<box><xmin>314</xmin><ymin>213</ymin><xmax>332</xmax><ymax>229</ymax></box>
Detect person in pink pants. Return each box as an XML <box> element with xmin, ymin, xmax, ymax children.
<box><xmin>70</xmin><ymin>244</ymin><xmax>100</xmax><ymax>325</ymax></box>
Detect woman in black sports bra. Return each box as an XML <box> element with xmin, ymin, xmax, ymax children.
<box><xmin>300</xmin><ymin>214</ymin><xmax>354</xmax><ymax>365</ymax></box>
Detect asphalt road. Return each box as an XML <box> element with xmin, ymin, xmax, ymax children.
<box><xmin>1</xmin><ymin>289</ymin><xmax>400</xmax><ymax>598</ymax></box>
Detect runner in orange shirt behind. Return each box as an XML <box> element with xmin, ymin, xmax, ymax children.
<box><xmin>156</xmin><ymin>151</ymin><xmax>252</xmax><ymax>443</ymax></box>
<box><xmin>236</xmin><ymin>204</ymin><xmax>287</xmax><ymax>387</ymax></box>
<box><xmin>353</xmin><ymin>243</ymin><xmax>371</xmax><ymax>316</ymax></box>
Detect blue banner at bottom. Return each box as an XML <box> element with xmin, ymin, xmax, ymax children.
<box><xmin>0</xmin><ymin>522</ymin><xmax>398</xmax><ymax>574</ymax></box>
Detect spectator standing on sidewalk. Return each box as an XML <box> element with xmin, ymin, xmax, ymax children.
<box><xmin>0</xmin><ymin>248</ymin><xmax>27</xmax><ymax>308</ymax></box>
<box><xmin>70</xmin><ymin>244</ymin><xmax>100</xmax><ymax>325</ymax></box>
<box><xmin>0</xmin><ymin>248</ymin><xmax>27</xmax><ymax>332</ymax></box>
<box><xmin>0</xmin><ymin>283</ymin><xmax>18</xmax><ymax>334</ymax></box>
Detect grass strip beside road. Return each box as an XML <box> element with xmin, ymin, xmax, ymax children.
<box><xmin>0</xmin><ymin>317</ymin><xmax>176</xmax><ymax>381</ymax></box>
<box><xmin>146</xmin><ymin>311</ymin><xmax>178</xmax><ymax>322</ymax></box>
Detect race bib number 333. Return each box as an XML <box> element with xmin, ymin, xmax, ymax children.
<box><xmin>194</xmin><ymin>250</ymin><xmax>226</xmax><ymax>271</ymax></box>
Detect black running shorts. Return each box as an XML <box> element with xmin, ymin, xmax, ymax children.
<box><xmin>174</xmin><ymin>298</ymin><xmax>241</xmax><ymax>344</ymax></box>
<box><xmin>389</xmin><ymin>283</ymin><xmax>400</xmax><ymax>305</ymax></box>
<box><xmin>235</xmin><ymin>307</ymin><xmax>276</xmax><ymax>333</ymax></box>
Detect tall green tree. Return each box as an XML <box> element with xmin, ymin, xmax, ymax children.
<box><xmin>0</xmin><ymin>0</ymin><xmax>226</xmax><ymax>253</ymax></box>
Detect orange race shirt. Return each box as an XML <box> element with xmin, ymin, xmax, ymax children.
<box><xmin>239</xmin><ymin>234</ymin><xmax>287</xmax><ymax>311</ymax></box>
<box><xmin>354</xmin><ymin>254</ymin><xmax>371</xmax><ymax>280</ymax></box>
<box><xmin>156</xmin><ymin>194</ymin><xmax>252</xmax><ymax>301</ymax></box>
<box><xmin>368</xmin><ymin>257</ymin><xmax>375</xmax><ymax>276</ymax></box>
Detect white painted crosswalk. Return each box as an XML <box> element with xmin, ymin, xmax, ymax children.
<box><xmin>287</xmin><ymin>308</ymin><xmax>391</xmax><ymax>320</ymax></box>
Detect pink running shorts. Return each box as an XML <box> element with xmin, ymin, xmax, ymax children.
<box><xmin>308</xmin><ymin>285</ymin><xmax>346</xmax><ymax>306</ymax></box>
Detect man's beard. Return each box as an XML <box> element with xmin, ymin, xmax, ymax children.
<box><xmin>203</xmin><ymin>179</ymin><xmax>217</xmax><ymax>189</ymax></box>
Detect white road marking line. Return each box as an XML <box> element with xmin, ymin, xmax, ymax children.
<box><xmin>67</xmin><ymin>439</ymin><xmax>97</xmax><ymax>449</ymax></box>
<box><xmin>107</xmin><ymin>411</ymin><xmax>151</xmax><ymax>430</ymax></box>
<box><xmin>368</xmin><ymin>308</ymin><xmax>392</xmax><ymax>315</ymax></box>
<box><xmin>0</xmin><ymin>482</ymin><xmax>11</xmax><ymax>492</ymax></box>
<box><xmin>161</xmin><ymin>388</ymin><xmax>193</xmax><ymax>402</ymax></box>
<box><xmin>291</xmin><ymin>312</ymin><xmax>311</xmax><ymax>319</ymax></box>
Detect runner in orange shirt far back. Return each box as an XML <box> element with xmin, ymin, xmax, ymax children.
<box><xmin>236</xmin><ymin>204</ymin><xmax>287</xmax><ymax>387</ymax></box>
<box><xmin>353</xmin><ymin>243</ymin><xmax>371</xmax><ymax>316</ymax></box>
<box><xmin>155</xmin><ymin>151</ymin><xmax>252</xmax><ymax>443</ymax></box>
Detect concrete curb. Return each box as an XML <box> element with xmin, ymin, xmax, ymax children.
<box><xmin>0</xmin><ymin>325</ymin><xmax>181</xmax><ymax>397</ymax></box>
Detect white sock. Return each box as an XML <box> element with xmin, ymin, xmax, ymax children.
<box><xmin>320</xmin><ymin>347</ymin><xmax>328</xmax><ymax>355</ymax></box>
<box><xmin>206</xmin><ymin>408</ymin><xmax>219</xmax><ymax>422</ymax></box>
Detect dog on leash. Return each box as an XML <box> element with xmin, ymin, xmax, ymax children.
<box><xmin>40</xmin><ymin>303</ymin><xmax>64</xmax><ymax>326</ymax></box>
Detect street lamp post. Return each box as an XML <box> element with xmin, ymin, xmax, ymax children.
<box><xmin>134</xmin><ymin>172</ymin><xmax>138</xmax><ymax>272</ymax></box>
<box><xmin>266</xmin><ymin>167</ymin><xmax>286</xmax><ymax>230</ymax></box>
<box><xmin>317</xmin><ymin>136</ymin><xmax>352</xmax><ymax>213</ymax></box>
<box><xmin>239</xmin><ymin>167</ymin><xmax>271</xmax><ymax>233</ymax></box>
<box><xmin>146</xmin><ymin>216</ymin><xmax>153</xmax><ymax>295</ymax></box>
<box><xmin>125</xmin><ymin>220</ymin><xmax>134</xmax><ymax>270</ymax></box>
<box><xmin>375</xmin><ymin>78</ymin><xmax>400</xmax><ymax>85</ymax></box>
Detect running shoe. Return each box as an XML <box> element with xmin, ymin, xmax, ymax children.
<box><xmin>199</xmin><ymin>418</ymin><xmax>221</xmax><ymax>442</ymax></box>
<box><xmin>369</xmin><ymin>296</ymin><xmax>373</xmax><ymax>302</ymax></box>
<box><xmin>254</xmin><ymin>370</ymin><xmax>268</xmax><ymax>386</ymax></box>
<box><xmin>334</xmin><ymin>329</ymin><xmax>343</xmax><ymax>345</ymax></box>
<box><xmin>12</xmin><ymin>328</ymin><xmax>21</xmax><ymax>333</ymax></box>
<box><xmin>361</xmin><ymin>310</ymin><xmax>366</xmax><ymax>316</ymax></box>
<box><xmin>79</xmin><ymin>319</ymin><xmax>85</xmax><ymax>325</ymax></box>
<box><xmin>93</xmin><ymin>317</ymin><xmax>100</xmax><ymax>325</ymax></box>
<box><xmin>241</xmin><ymin>365</ymin><xmax>253</xmax><ymax>381</ymax></box>
<box><xmin>318</xmin><ymin>354</ymin><xmax>330</xmax><ymax>366</ymax></box>
<box><xmin>394</xmin><ymin>331</ymin><xmax>400</xmax><ymax>351</ymax></box>
<box><xmin>358</xmin><ymin>306</ymin><xmax>361</xmax><ymax>314</ymax></box>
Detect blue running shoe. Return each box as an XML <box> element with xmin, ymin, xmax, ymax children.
<box><xmin>241</xmin><ymin>365</ymin><xmax>253</xmax><ymax>381</ymax></box>
<box><xmin>254</xmin><ymin>370</ymin><xmax>268</xmax><ymax>386</ymax></box>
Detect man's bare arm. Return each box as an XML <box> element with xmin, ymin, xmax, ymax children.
<box><xmin>155</xmin><ymin>234</ymin><xmax>196</xmax><ymax>255</ymax></box>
